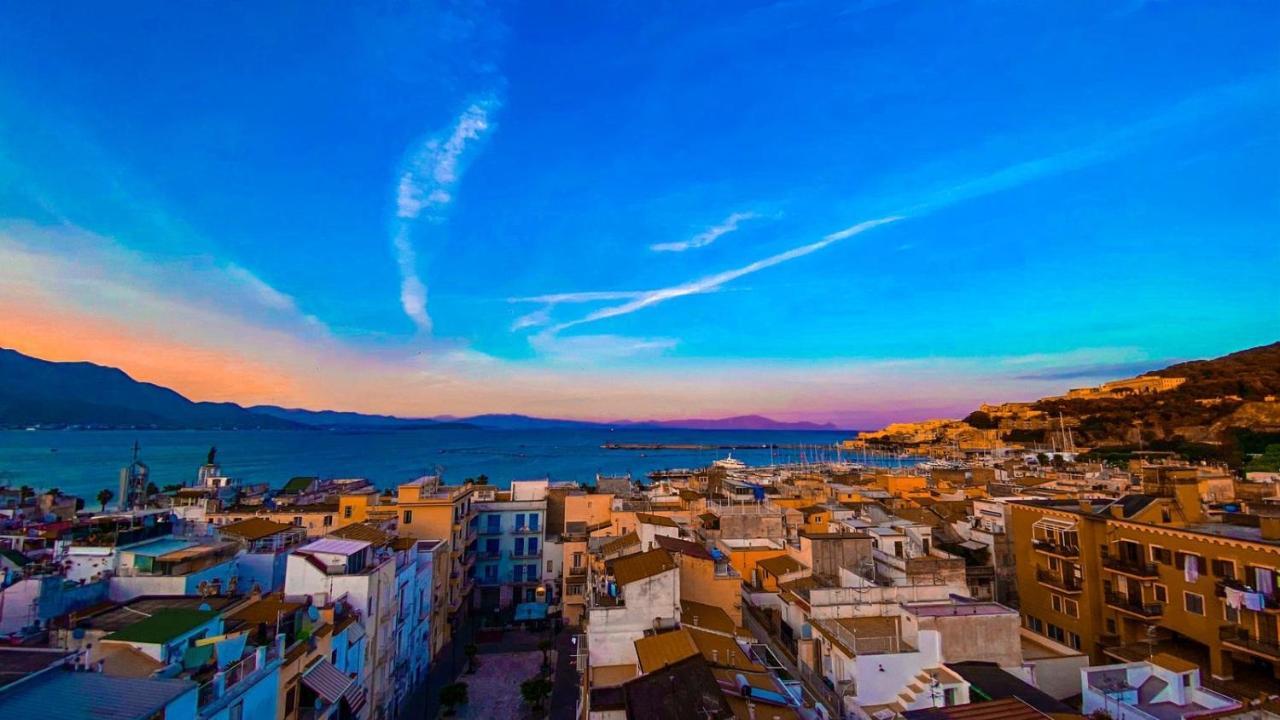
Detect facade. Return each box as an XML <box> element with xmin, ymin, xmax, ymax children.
<box><xmin>473</xmin><ymin>481</ymin><xmax>549</xmax><ymax>612</ymax></box>
<box><xmin>392</xmin><ymin>477</ymin><xmax>476</xmax><ymax>636</ymax></box>
<box><xmin>1010</xmin><ymin>487</ymin><xmax>1280</xmax><ymax>685</ymax></box>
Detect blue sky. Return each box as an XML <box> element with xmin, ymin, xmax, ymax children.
<box><xmin>0</xmin><ymin>2</ymin><xmax>1276</xmax><ymax>425</ymax></box>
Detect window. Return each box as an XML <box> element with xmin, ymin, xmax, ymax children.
<box><xmin>922</xmin><ymin>538</ymin><xmax>930</xmax><ymax>554</ymax></box>
<box><xmin>1064</xmin><ymin>599</ymin><xmax>1079</xmax><ymax>618</ymax></box>
<box><xmin>344</xmin><ymin>506</ymin><xmax>353</xmax><ymax>519</ymax></box>
<box><xmin>943</xmin><ymin>688</ymin><xmax>958</xmax><ymax>706</ymax></box>
<box><xmin>1048</xmin><ymin>557</ymin><xmax>1060</xmax><ymax>571</ymax></box>
<box><xmin>1026</xmin><ymin>615</ymin><xmax>1043</xmax><ymax>633</ymax></box>
<box><xmin>403</xmin><ymin>510</ymin><xmax>412</xmax><ymax>524</ymax></box>
<box><xmin>514</xmin><ymin>537</ymin><xmax>525</xmax><ymax>556</ymax></box>
<box><xmin>1184</xmin><ymin>591</ymin><xmax>1205</xmax><ymax>615</ymax></box>
<box><xmin>484</xmin><ymin>565</ymin><xmax>497</xmax><ymax>582</ymax></box>
<box><xmin>529</xmin><ymin>513</ymin><xmax>540</xmax><ymax>531</ymax></box>
<box><xmin>1047</xmin><ymin>624</ymin><xmax>1065</xmax><ymax>643</ymax></box>
<box><xmin>1210</xmin><ymin>559</ymin><xmax>1236</xmax><ymax>580</ymax></box>
<box><xmin>1175</xmin><ymin>551</ymin><xmax>1203</xmax><ymax>571</ymax></box>
<box><xmin>1151</xmin><ymin>546</ymin><xmax>1172</xmax><ymax>565</ymax></box>
<box><xmin>572</xmin><ymin>552</ymin><xmax>583</xmax><ymax>568</ymax></box>
<box><xmin>323</xmin><ymin>515</ymin><xmax>333</xmax><ymax>527</ymax></box>
<box><xmin>1106</xmin><ymin>618</ymin><xmax>1117</xmax><ymax>634</ymax></box>
<box><xmin>527</xmin><ymin>563</ymin><xmax>538</xmax><ymax>579</ymax></box>
<box><xmin>1225</xmin><ymin>603</ymin><xmax>1240</xmax><ymax>624</ymax></box>
<box><xmin>1161</xmin><ymin>507</ymin><xmax>1172</xmax><ymax>523</ymax></box>
<box><xmin>894</xmin><ymin>541</ymin><xmax>904</xmax><ymax>558</ymax></box>
<box><xmin>1154</xmin><ymin>584</ymin><xmax>1168</xmax><ymax>603</ymax></box>
<box><xmin>528</xmin><ymin>538</ymin><xmax>539</xmax><ymax>555</ymax></box>
<box><xmin>293</xmin><ymin>516</ymin><xmax>303</xmax><ymax>527</ymax></box>
<box><xmin>513</xmin><ymin>565</ymin><xmax>523</xmax><ymax>582</ymax></box>
<box><xmin>1051</xmin><ymin>595</ymin><xmax>1063</xmax><ymax>613</ymax></box>
<box><xmin>1068</xmin><ymin>632</ymin><xmax>1082</xmax><ymax>650</ymax></box>
<box><xmin>515</xmin><ymin>513</ymin><xmax>526</xmax><ymax>530</ymax></box>
<box><xmin>547</xmin><ymin>560</ymin><xmax>553</xmax><ymax>572</ymax></box>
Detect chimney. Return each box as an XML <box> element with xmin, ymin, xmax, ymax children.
<box><xmin>1261</xmin><ymin>516</ymin><xmax>1280</xmax><ymax>542</ymax></box>
<box><xmin>1173</xmin><ymin>478</ymin><xmax>1204</xmax><ymax>523</ymax></box>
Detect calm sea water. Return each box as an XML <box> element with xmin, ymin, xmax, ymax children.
<box><xmin>0</xmin><ymin>428</ymin><xmax>893</xmax><ymax>498</ymax></box>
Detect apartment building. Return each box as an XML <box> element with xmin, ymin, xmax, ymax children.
<box><xmin>392</xmin><ymin>477</ymin><xmax>476</xmax><ymax>633</ymax></box>
<box><xmin>473</xmin><ymin>480</ymin><xmax>548</xmax><ymax>611</ymax></box>
<box><xmin>1010</xmin><ymin>480</ymin><xmax>1280</xmax><ymax>689</ymax></box>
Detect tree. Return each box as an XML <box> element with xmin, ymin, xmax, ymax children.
<box><xmin>538</xmin><ymin>638</ymin><xmax>553</xmax><ymax>668</ymax></box>
<box><xmin>96</xmin><ymin>488</ymin><xmax>114</xmax><ymax>511</ymax></box>
<box><xmin>146</xmin><ymin>482</ymin><xmax>159</xmax><ymax>496</ymax></box>
<box><xmin>464</xmin><ymin>643</ymin><xmax>479</xmax><ymax>673</ymax></box>
<box><xmin>520</xmin><ymin>676</ymin><xmax>553</xmax><ymax>713</ymax></box>
<box><xmin>162</xmin><ymin>483</ymin><xmax>184</xmax><ymax>492</ymax></box>
<box><xmin>439</xmin><ymin>682</ymin><xmax>468</xmax><ymax>717</ymax></box>
<box><xmin>963</xmin><ymin>410</ymin><xmax>997</xmax><ymax>430</ymax></box>
<box><xmin>18</xmin><ymin>485</ymin><xmax>34</xmax><ymax>502</ymax></box>
<box><xmin>476</xmin><ymin>474</ymin><xmax>489</xmax><ymax>485</ymax></box>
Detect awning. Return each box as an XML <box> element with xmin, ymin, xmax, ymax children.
<box><xmin>343</xmin><ymin>685</ymin><xmax>368</xmax><ymax>714</ymax></box>
<box><xmin>302</xmin><ymin>660</ymin><xmax>354</xmax><ymax>704</ymax></box>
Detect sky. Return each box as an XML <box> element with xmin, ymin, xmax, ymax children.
<box><xmin>0</xmin><ymin>2</ymin><xmax>1277</xmax><ymax>427</ymax></box>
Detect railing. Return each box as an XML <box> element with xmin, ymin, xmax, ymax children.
<box><xmin>1036</xmin><ymin>568</ymin><xmax>1082</xmax><ymax>592</ymax></box>
<box><xmin>812</xmin><ymin>617</ymin><xmax>913</xmax><ymax>655</ymax></box>
<box><xmin>1104</xmin><ymin>591</ymin><xmax>1163</xmax><ymax>617</ymax></box>
<box><xmin>567</xmin><ymin>566</ymin><xmax>587</xmax><ymax>577</ymax></box>
<box><xmin>476</xmin><ymin>550</ymin><xmax>501</xmax><ymax>561</ymax></box>
<box><xmin>509</xmin><ymin>549</ymin><xmax>540</xmax><ymax>559</ymax></box>
<box><xmin>1219</xmin><ymin>625</ymin><xmax>1280</xmax><ymax>659</ymax></box>
<box><xmin>477</xmin><ymin>527</ymin><xmax>503</xmax><ymax>536</ymax></box>
<box><xmin>511</xmin><ymin>525</ymin><xmax>541</xmax><ymax>535</ymax></box>
<box><xmin>1032</xmin><ymin>539</ymin><xmax>1078</xmax><ymax>558</ymax></box>
<box><xmin>1103</xmin><ymin>556</ymin><xmax>1160</xmax><ymax>578</ymax></box>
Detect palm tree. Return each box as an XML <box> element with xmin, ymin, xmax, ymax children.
<box><xmin>18</xmin><ymin>485</ymin><xmax>33</xmax><ymax>502</ymax></box>
<box><xmin>96</xmin><ymin>488</ymin><xmax>114</xmax><ymax>511</ymax></box>
<box><xmin>439</xmin><ymin>681</ymin><xmax>468</xmax><ymax>717</ymax></box>
<box><xmin>520</xmin><ymin>676</ymin><xmax>553</xmax><ymax>713</ymax></box>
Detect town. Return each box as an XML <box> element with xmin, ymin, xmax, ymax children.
<box><xmin>1</xmin><ymin>418</ymin><xmax>1278</xmax><ymax>720</ymax></box>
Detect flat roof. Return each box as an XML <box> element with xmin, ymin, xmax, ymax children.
<box><xmin>905</xmin><ymin>601</ymin><xmax>1017</xmax><ymax>617</ymax></box>
<box><xmin>0</xmin><ymin>667</ymin><xmax>196</xmax><ymax>720</ymax></box>
<box><xmin>0</xmin><ymin>648</ymin><xmax>72</xmax><ymax>688</ymax></box>
<box><xmin>300</xmin><ymin>538</ymin><xmax>371</xmax><ymax>555</ymax></box>
<box><xmin>103</xmin><ymin>608</ymin><xmax>218</xmax><ymax>645</ymax></box>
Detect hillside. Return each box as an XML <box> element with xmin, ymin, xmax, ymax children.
<box><xmin>0</xmin><ymin>348</ymin><xmax>300</xmax><ymax>429</ymax></box>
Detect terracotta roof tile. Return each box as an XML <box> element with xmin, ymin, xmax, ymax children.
<box><xmin>611</xmin><ymin>548</ymin><xmax>676</xmax><ymax>586</ymax></box>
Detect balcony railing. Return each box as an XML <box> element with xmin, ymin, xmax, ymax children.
<box><xmin>1220</xmin><ymin>626</ymin><xmax>1280</xmax><ymax>660</ymax></box>
<box><xmin>477</xmin><ymin>527</ymin><xmax>503</xmax><ymax>536</ymax></box>
<box><xmin>511</xmin><ymin>525</ymin><xmax>541</xmax><ymax>535</ymax></box>
<box><xmin>567</xmin><ymin>566</ymin><xmax>587</xmax><ymax>577</ymax></box>
<box><xmin>1104</xmin><ymin>591</ymin><xmax>1163</xmax><ymax>618</ymax></box>
<box><xmin>1103</xmin><ymin>556</ymin><xmax>1160</xmax><ymax>579</ymax></box>
<box><xmin>509</xmin><ymin>549</ymin><xmax>540</xmax><ymax>559</ymax></box>
<box><xmin>1032</xmin><ymin>539</ymin><xmax>1079</xmax><ymax>558</ymax></box>
<box><xmin>1036</xmin><ymin>568</ymin><xmax>1082</xmax><ymax>593</ymax></box>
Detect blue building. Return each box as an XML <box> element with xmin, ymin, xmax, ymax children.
<box><xmin>473</xmin><ymin>481</ymin><xmax>549</xmax><ymax>613</ymax></box>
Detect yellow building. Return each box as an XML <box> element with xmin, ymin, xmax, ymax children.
<box><xmin>392</xmin><ymin>477</ymin><xmax>476</xmax><ymax>630</ymax></box>
<box><xmin>208</xmin><ymin>503</ymin><xmax>348</xmax><ymax>537</ymax></box>
<box><xmin>1010</xmin><ymin>482</ymin><xmax>1280</xmax><ymax>688</ymax></box>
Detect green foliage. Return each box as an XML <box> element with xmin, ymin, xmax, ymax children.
<box><xmin>1245</xmin><ymin>444</ymin><xmax>1280</xmax><ymax>472</ymax></box>
<box><xmin>96</xmin><ymin>488</ymin><xmax>114</xmax><ymax>510</ymax></box>
<box><xmin>520</xmin><ymin>675</ymin><xmax>553</xmax><ymax>711</ymax></box>
<box><xmin>439</xmin><ymin>682</ymin><xmax>468</xmax><ymax>715</ymax></box>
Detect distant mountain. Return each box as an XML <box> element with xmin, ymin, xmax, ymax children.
<box><xmin>621</xmin><ymin>415</ymin><xmax>840</xmax><ymax>431</ymax></box>
<box><xmin>443</xmin><ymin>413</ymin><xmax>841</xmax><ymax>431</ymax></box>
<box><xmin>0</xmin><ymin>348</ymin><xmax>300</xmax><ymax>429</ymax></box>
<box><xmin>0</xmin><ymin>347</ymin><xmax>845</xmax><ymax>432</ymax></box>
<box><xmin>249</xmin><ymin>405</ymin><xmax>475</xmax><ymax>430</ymax></box>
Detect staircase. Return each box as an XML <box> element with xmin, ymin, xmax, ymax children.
<box><xmin>896</xmin><ymin>670</ymin><xmax>939</xmax><ymax>710</ymax></box>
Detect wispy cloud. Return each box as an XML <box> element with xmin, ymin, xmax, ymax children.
<box><xmin>650</xmin><ymin>211</ymin><xmax>759</xmax><ymax>252</ymax></box>
<box><xmin>392</xmin><ymin>96</ymin><xmax>501</xmax><ymax>332</ymax></box>
<box><xmin>556</xmin><ymin>216</ymin><xmax>902</xmax><ymax>332</ymax></box>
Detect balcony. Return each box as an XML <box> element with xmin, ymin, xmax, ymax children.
<box><xmin>509</xmin><ymin>549</ymin><xmax>540</xmax><ymax>560</ymax></box>
<box><xmin>511</xmin><ymin>525</ymin><xmax>541</xmax><ymax>535</ymax></box>
<box><xmin>567</xmin><ymin>566</ymin><xmax>587</xmax><ymax>578</ymax></box>
<box><xmin>1105</xmin><ymin>591</ymin><xmax>1163</xmax><ymax>618</ymax></box>
<box><xmin>1216</xmin><ymin>580</ymin><xmax>1280</xmax><ymax>611</ymax></box>
<box><xmin>477</xmin><ymin>526</ymin><xmax>504</xmax><ymax>536</ymax></box>
<box><xmin>1036</xmin><ymin>568</ymin><xmax>1082</xmax><ymax>594</ymax></box>
<box><xmin>1032</xmin><ymin>539</ymin><xmax>1079</xmax><ymax>559</ymax></box>
<box><xmin>1103</xmin><ymin>555</ymin><xmax>1160</xmax><ymax>579</ymax></box>
<box><xmin>476</xmin><ymin>550</ymin><xmax>502</xmax><ymax>561</ymax></box>
<box><xmin>1219</xmin><ymin>626</ymin><xmax>1280</xmax><ymax>660</ymax></box>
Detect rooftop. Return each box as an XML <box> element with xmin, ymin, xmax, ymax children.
<box><xmin>653</xmin><ymin>535</ymin><xmax>712</xmax><ymax>560</ymax></box>
<box><xmin>610</xmin><ymin>548</ymin><xmax>677</xmax><ymax>586</ymax></box>
<box><xmin>0</xmin><ymin>666</ymin><xmax>196</xmax><ymax>720</ymax></box>
<box><xmin>0</xmin><ymin>648</ymin><xmax>72</xmax><ymax>688</ymax></box>
<box><xmin>902</xmin><ymin>697</ymin><xmax>1051</xmax><ymax>720</ymax></box>
<box><xmin>299</xmin><ymin>538</ymin><xmax>371</xmax><ymax>556</ymax></box>
<box><xmin>635</xmin><ymin>512</ymin><xmax>678</xmax><ymax>528</ymax></box>
<box><xmin>102</xmin><ymin>608</ymin><xmax>218</xmax><ymax>645</ymax></box>
<box><xmin>216</xmin><ymin>517</ymin><xmax>295</xmax><ymax>540</ymax></box>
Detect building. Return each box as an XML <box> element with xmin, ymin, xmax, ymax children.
<box><xmin>473</xmin><ymin>480</ymin><xmax>549</xmax><ymax>612</ymax></box>
<box><xmin>216</xmin><ymin>517</ymin><xmax>307</xmax><ymax>593</ymax></box>
<box><xmin>1010</xmin><ymin>486</ymin><xmax>1280</xmax><ymax>691</ymax></box>
<box><xmin>392</xmin><ymin>477</ymin><xmax>477</xmax><ymax>634</ymax></box>
<box><xmin>1080</xmin><ymin>654</ymin><xmax>1240</xmax><ymax>720</ymax></box>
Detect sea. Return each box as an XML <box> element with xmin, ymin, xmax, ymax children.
<box><xmin>0</xmin><ymin>428</ymin><xmax>908</xmax><ymax>499</ymax></box>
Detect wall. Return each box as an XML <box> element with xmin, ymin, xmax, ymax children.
<box><xmin>677</xmin><ymin>555</ymin><xmax>742</xmax><ymax>625</ymax></box>
<box><xmin>0</xmin><ymin>575</ymin><xmax>109</xmax><ymax>633</ymax></box>
<box><xmin>586</xmin><ymin>570</ymin><xmax>679</xmax><ymax>667</ymax></box>
<box><xmin>203</xmin><ymin>664</ymin><xmax>280</xmax><ymax>720</ymax></box>
<box><xmin>235</xmin><ymin>552</ymin><xmax>287</xmax><ymax>593</ymax></box>
<box><xmin>108</xmin><ymin>557</ymin><xmax>237</xmax><ymax>602</ymax></box>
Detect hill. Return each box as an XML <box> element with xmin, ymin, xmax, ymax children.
<box><xmin>0</xmin><ymin>348</ymin><xmax>300</xmax><ymax>429</ymax></box>
<box><xmin>249</xmin><ymin>405</ymin><xmax>475</xmax><ymax>430</ymax></box>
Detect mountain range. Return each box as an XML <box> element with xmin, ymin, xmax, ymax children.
<box><xmin>0</xmin><ymin>348</ymin><xmax>840</xmax><ymax>431</ymax></box>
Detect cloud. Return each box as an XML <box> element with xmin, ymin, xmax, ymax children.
<box><xmin>555</xmin><ymin>216</ymin><xmax>902</xmax><ymax>332</ymax></box>
<box><xmin>392</xmin><ymin>96</ymin><xmax>501</xmax><ymax>333</ymax></box>
<box><xmin>1012</xmin><ymin>359</ymin><xmax>1178</xmax><ymax>382</ymax></box>
<box><xmin>528</xmin><ymin>332</ymin><xmax>678</xmax><ymax>362</ymax></box>
<box><xmin>650</xmin><ymin>211</ymin><xmax>759</xmax><ymax>252</ymax></box>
